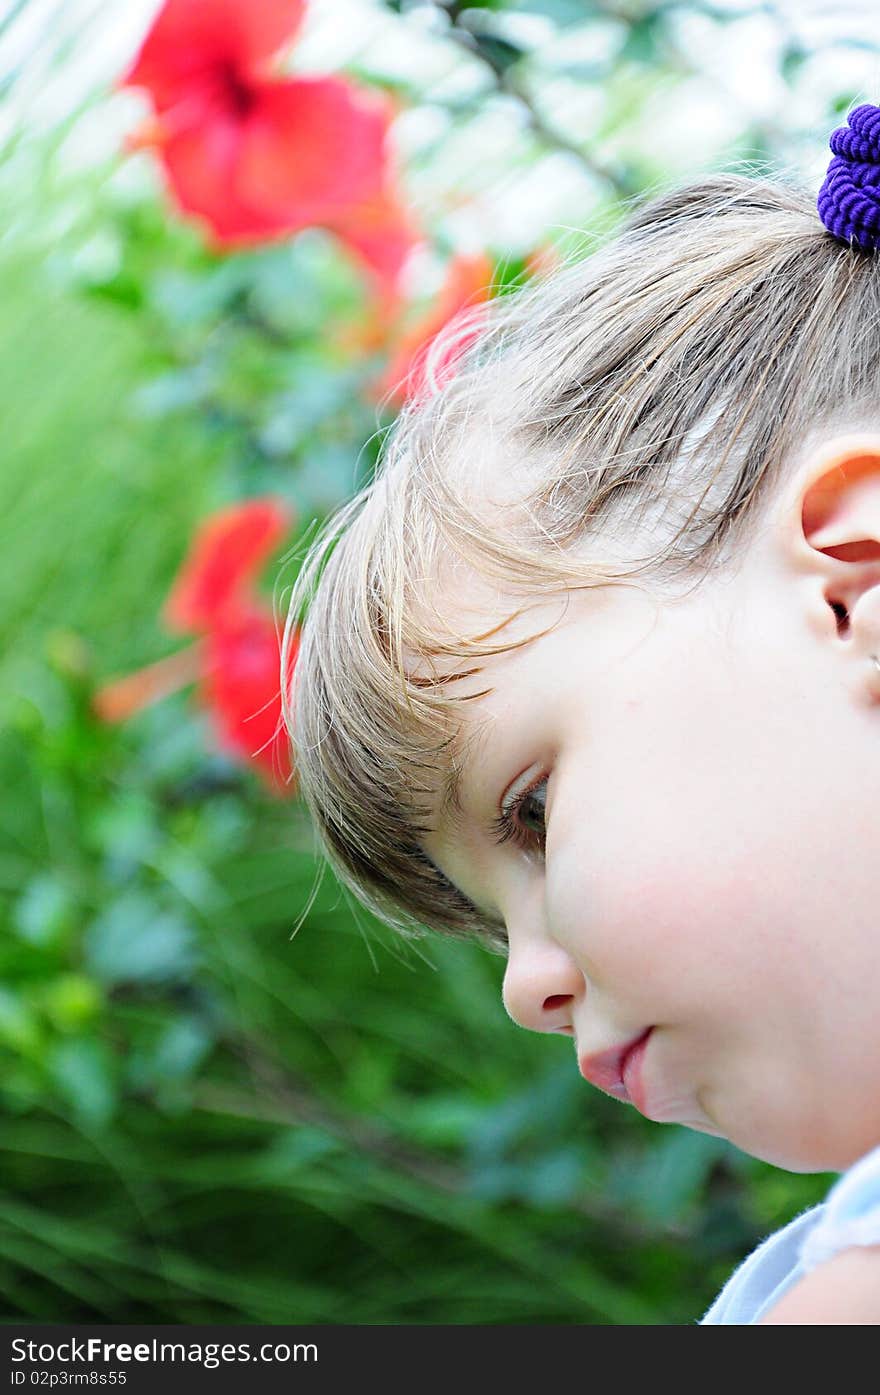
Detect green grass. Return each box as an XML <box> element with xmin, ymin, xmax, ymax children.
<box><xmin>0</xmin><ymin>245</ymin><xmax>217</xmax><ymax>714</ymax></box>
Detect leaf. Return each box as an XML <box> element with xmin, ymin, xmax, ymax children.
<box><xmin>151</xmin><ymin>1016</ymin><xmax>214</xmax><ymax>1080</ymax></box>
<box><xmin>471</xmin><ymin>32</ymin><xmax>526</xmax><ymax>75</ymax></box>
<box><xmin>40</xmin><ymin>974</ymin><xmax>102</xmax><ymax>1033</ymax></box>
<box><xmin>47</xmin><ymin>1036</ymin><xmax>117</xmax><ymax>1129</ymax></box>
<box><xmin>781</xmin><ymin>42</ymin><xmax>807</xmax><ymax>84</ymax></box>
<box><xmin>12</xmin><ymin>874</ymin><xmax>75</xmax><ymax>948</ymax></box>
<box><xmin>608</xmin><ymin>1129</ymin><xmax>730</xmax><ymax>1224</ymax></box>
<box><xmin>0</xmin><ymin>988</ymin><xmax>42</xmax><ymax>1058</ymax></box>
<box><xmin>149</xmin><ymin>264</ymin><xmax>253</xmax><ymax>330</ymax></box>
<box><xmin>83</xmin><ymin>890</ymin><xmax>199</xmax><ymax>986</ymax></box>
<box><xmin>257</xmin><ymin>1127</ymin><xmax>341</xmax><ymax>1179</ymax></box>
<box><xmin>831</xmin><ymin>90</ymin><xmax>859</xmax><ymax>116</ymax></box>
<box><xmin>86</xmin><ymin>791</ymin><xmax>161</xmax><ymax>870</ymax></box>
<box><xmin>464</xmin><ymin>1060</ymin><xmax>583</xmax><ymax>1162</ymax></box>
<box><xmin>620</xmin><ymin>12</ymin><xmax>666</xmax><ymax>66</ymax></box>
<box><xmin>504</xmin><ymin>0</ymin><xmax>594</xmax><ymax>21</ymax></box>
<box><xmin>130</xmin><ymin>364</ymin><xmax>215</xmax><ymax>420</ymax></box>
<box><xmin>402</xmin><ymin>1093</ymin><xmax>488</xmax><ymax>1147</ymax></box>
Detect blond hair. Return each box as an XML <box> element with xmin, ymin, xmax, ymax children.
<box><xmin>280</xmin><ymin>171</ymin><xmax>880</xmax><ymax>954</ymax></box>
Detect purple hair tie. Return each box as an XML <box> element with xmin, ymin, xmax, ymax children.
<box><xmin>817</xmin><ymin>103</ymin><xmax>880</xmax><ymax>252</ymax></box>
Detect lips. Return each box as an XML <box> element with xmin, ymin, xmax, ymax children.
<box><xmin>578</xmin><ymin>1027</ymin><xmax>654</xmax><ymax>1105</ymax></box>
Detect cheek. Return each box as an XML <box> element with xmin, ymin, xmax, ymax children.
<box><xmin>544</xmin><ymin>663</ymin><xmax>844</xmax><ymax>1017</ymax></box>
<box><xmin>545</xmin><ymin>789</ymin><xmax>790</xmax><ymax>1013</ymax></box>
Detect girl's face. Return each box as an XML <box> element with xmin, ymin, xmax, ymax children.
<box><xmin>419</xmin><ymin>432</ymin><xmax>880</xmax><ymax>1173</ymax></box>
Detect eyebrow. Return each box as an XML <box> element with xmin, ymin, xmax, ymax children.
<box><xmin>437</xmin><ymin>716</ymin><xmax>493</xmax><ymax>837</ymax></box>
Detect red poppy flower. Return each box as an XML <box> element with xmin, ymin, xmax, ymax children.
<box><xmin>200</xmin><ymin>599</ymin><xmax>298</xmax><ymax>792</ymax></box>
<box><xmin>93</xmin><ymin>496</ymin><xmax>298</xmax><ymax>797</ymax></box>
<box><xmin>164</xmin><ymin>496</ymin><xmax>291</xmax><ymax>633</ymax></box>
<box><xmin>376</xmin><ymin>252</ymin><xmax>495</xmax><ymax>408</ymax></box>
<box><xmin>120</xmin><ymin>0</ymin><xmax>420</xmax><ymax>294</ymax></box>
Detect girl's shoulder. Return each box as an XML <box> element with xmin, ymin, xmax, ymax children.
<box><xmin>799</xmin><ymin>1141</ymin><xmax>880</xmax><ymax>1275</ymax></box>
<box><xmin>700</xmin><ymin>1141</ymin><xmax>880</xmax><ymax>1324</ymax></box>
<box><xmin>700</xmin><ymin>1202</ymin><xmax>824</xmax><ymax>1323</ymax></box>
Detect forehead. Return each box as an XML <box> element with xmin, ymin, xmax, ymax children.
<box><xmin>402</xmin><ymin>539</ymin><xmax>565</xmax><ymax>679</ymax></box>
<box><xmin>404</xmin><ymin>559</ymin><xmax>574</xmax><ymax>841</ymax></box>
<box><xmin>402</xmin><ymin>579</ymin><xmax>574</xmax><ymax>789</ymax></box>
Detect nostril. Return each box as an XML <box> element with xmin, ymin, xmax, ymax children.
<box><xmin>543</xmin><ymin>994</ymin><xmax>572</xmax><ymax>1010</ymax></box>
<box><xmin>830</xmin><ymin>600</ymin><xmax>850</xmax><ymax>637</ymax></box>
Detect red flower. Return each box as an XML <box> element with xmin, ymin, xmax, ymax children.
<box><xmin>164</xmin><ymin>497</ymin><xmax>291</xmax><ymax>632</ymax></box>
<box><xmin>120</xmin><ymin>0</ymin><xmax>419</xmax><ymax>295</ymax></box>
<box><xmin>376</xmin><ymin>252</ymin><xmax>495</xmax><ymax>408</ymax></box>
<box><xmin>120</xmin><ymin>0</ymin><xmax>307</xmax><ymax>104</ymax></box>
<box><xmin>93</xmin><ymin>497</ymin><xmax>298</xmax><ymax>797</ymax></box>
<box><xmin>201</xmin><ymin>600</ymin><xmax>298</xmax><ymax>788</ymax></box>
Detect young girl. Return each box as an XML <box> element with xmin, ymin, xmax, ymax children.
<box><xmin>280</xmin><ymin>103</ymin><xmax>880</xmax><ymax>1324</ymax></box>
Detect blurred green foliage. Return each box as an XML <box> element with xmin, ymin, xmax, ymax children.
<box><xmin>0</xmin><ymin>0</ymin><xmax>864</xmax><ymax>1326</ymax></box>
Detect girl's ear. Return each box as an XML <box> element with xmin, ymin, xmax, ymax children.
<box><xmin>798</xmin><ymin>433</ymin><xmax>880</xmax><ymax>562</ymax></box>
<box><xmin>779</xmin><ymin>430</ymin><xmax>880</xmax><ymax>704</ymax></box>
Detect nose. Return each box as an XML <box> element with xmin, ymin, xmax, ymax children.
<box><xmin>501</xmin><ymin>931</ymin><xmax>584</xmax><ymax>1035</ymax></box>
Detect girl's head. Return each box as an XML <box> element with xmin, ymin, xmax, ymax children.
<box><xmin>282</xmin><ymin>168</ymin><xmax>880</xmax><ymax>1175</ymax></box>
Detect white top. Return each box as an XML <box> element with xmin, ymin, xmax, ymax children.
<box><xmin>700</xmin><ymin>1143</ymin><xmax>880</xmax><ymax>1323</ymax></box>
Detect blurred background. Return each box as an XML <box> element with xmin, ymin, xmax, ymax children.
<box><xmin>1</xmin><ymin>0</ymin><xmax>876</xmax><ymax>1326</ymax></box>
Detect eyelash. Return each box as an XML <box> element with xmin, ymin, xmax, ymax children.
<box><xmin>489</xmin><ymin>775</ymin><xmax>548</xmax><ymax>854</ymax></box>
